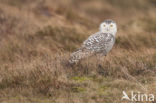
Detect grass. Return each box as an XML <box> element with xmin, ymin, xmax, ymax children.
<box><xmin>0</xmin><ymin>0</ymin><xmax>156</xmax><ymax>103</ymax></box>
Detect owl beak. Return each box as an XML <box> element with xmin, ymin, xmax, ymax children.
<box><xmin>106</xmin><ymin>28</ymin><xmax>109</xmax><ymax>31</ymax></box>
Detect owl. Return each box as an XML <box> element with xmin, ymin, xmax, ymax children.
<box><xmin>69</xmin><ymin>19</ymin><xmax>117</xmax><ymax>64</ymax></box>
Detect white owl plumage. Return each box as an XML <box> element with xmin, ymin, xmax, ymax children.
<box><xmin>69</xmin><ymin>19</ymin><xmax>117</xmax><ymax>64</ymax></box>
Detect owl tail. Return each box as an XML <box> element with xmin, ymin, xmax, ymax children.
<box><xmin>69</xmin><ymin>49</ymin><xmax>93</xmax><ymax>64</ymax></box>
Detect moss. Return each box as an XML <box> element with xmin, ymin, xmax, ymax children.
<box><xmin>71</xmin><ymin>87</ymin><xmax>86</xmax><ymax>93</ymax></box>
<box><xmin>71</xmin><ymin>76</ymin><xmax>91</xmax><ymax>82</ymax></box>
<box><xmin>97</xmin><ymin>85</ymin><xmax>109</xmax><ymax>95</ymax></box>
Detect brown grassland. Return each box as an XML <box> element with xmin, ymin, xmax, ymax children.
<box><xmin>0</xmin><ymin>0</ymin><xmax>156</xmax><ymax>103</ymax></box>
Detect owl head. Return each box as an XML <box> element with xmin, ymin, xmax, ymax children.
<box><xmin>99</xmin><ymin>20</ymin><xmax>117</xmax><ymax>35</ymax></box>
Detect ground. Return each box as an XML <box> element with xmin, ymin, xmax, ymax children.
<box><xmin>0</xmin><ymin>0</ymin><xmax>156</xmax><ymax>103</ymax></box>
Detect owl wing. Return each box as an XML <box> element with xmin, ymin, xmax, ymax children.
<box><xmin>69</xmin><ymin>32</ymin><xmax>115</xmax><ymax>64</ymax></box>
<box><xmin>82</xmin><ymin>32</ymin><xmax>115</xmax><ymax>53</ymax></box>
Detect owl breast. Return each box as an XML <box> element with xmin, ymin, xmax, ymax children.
<box><xmin>83</xmin><ymin>32</ymin><xmax>115</xmax><ymax>55</ymax></box>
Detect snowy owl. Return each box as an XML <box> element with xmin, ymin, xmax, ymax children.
<box><xmin>69</xmin><ymin>19</ymin><xmax>117</xmax><ymax>64</ymax></box>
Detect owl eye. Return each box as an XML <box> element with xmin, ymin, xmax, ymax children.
<box><xmin>110</xmin><ymin>24</ymin><xmax>113</xmax><ymax>27</ymax></box>
<box><xmin>103</xmin><ymin>24</ymin><xmax>106</xmax><ymax>27</ymax></box>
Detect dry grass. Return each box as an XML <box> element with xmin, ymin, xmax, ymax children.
<box><xmin>0</xmin><ymin>0</ymin><xmax>156</xmax><ymax>103</ymax></box>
